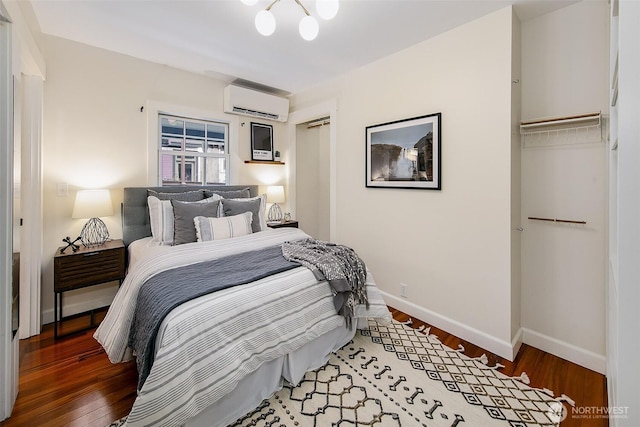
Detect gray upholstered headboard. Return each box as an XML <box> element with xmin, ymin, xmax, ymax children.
<box><xmin>122</xmin><ymin>185</ymin><xmax>259</xmax><ymax>247</ymax></box>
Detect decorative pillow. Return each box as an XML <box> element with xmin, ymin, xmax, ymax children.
<box><xmin>221</xmin><ymin>194</ymin><xmax>267</xmax><ymax>233</ymax></box>
<box><xmin>147</xmin><ymin>189</ymin><xmax>204</xmax><ymax>201</ymax></box>
<box><xmin>194</xmin><ymin>212</ymin><xmax>253</xmax><ymax>241</ymax></box>
<box><xmin>148</xmin><ymin>195</ymin><xmax>221</xmax><ymax>245</ymax></box>
<box><xmin>171</xmin><ymin>199</ymin><xmax>221</xmax><ymax>245</ymax></box>
<box><xmin>203</xmin><ymin>188</ymin><xmax>251</xmax><ymax>199</ymax></box>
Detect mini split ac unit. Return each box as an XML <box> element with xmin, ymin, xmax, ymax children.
<box><xmin>223</xmin><ymin>84</ymin><xmax>290</xmax><ymax>122</ymax></box>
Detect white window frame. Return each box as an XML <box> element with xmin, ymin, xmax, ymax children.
<box><xmin>145</xmin><ymin>102</ymin><xmax>242</xmax><ymax>186</ymax></box>
<box><xmin>158</xmin><ymin>113</ymin><xmax>230</xmax><ymax>186</ymax></box>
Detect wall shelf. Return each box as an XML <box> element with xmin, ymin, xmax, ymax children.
<box><xmin>244</xmin><ymin>160</ymin><xmax>285</xmax><ymax>165</ymax></box>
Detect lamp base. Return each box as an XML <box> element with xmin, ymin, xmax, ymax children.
<box><xmin>268</xmin><ymin>203</ymin><xmax>283</xmax><ymax>222</ymax></box>
<box><xmin>80</xmin><ymin>217</ymin><xmax>110</xmax><ymax>247</ymax></box>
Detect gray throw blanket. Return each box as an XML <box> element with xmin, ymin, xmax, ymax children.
<box><xmin>128</xmin><ymin>245</ymin><xmax>301</xmax><ymax>390</ymax></box>
<box><xmin>281</xmin><ymin>238</ymin><xmax>369</xmax><ymax>329</ymax></box>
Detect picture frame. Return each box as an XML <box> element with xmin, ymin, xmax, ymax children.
<box><xmin>366</xmin><ymin>113</ymin><xmax>441</xmax><ymax>190</ymax></box>
<box><xmin>251</xmin><ymin>122</ymin><xmax>274</xmax><ymax>161</ymax></box>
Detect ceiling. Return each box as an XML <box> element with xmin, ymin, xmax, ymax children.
<box><xmin>25</xmin><ymin>0</ymin><xmax>578</xmax><ymax>95</ymax></box>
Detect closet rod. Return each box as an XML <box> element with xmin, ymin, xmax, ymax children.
<box><xmin>528</xmin><ymin>216</ymin><xmax>587</xmax><ymax>225</ymax></box>
<box><xmin>307</xmin><ymin>118</ymin><xmax>330</xmax><ymax>129</ymax></box>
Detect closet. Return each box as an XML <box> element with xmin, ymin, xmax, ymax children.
<box><xmin>519</xmin><ymin>0</ymin><xmax>609</xmax><ymax>374</ymax></box>
<box><xmin>520</xmin><ymin>111</ymin><xmax>607</xmax><ymax>372</ymax></box>
<box><xmin>295</xmin><ymin>117</ymin><xmax>331</xmax><ymax>241</ymax></box>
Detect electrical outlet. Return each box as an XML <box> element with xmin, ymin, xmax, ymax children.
<box><xmin>400</xmin><ymin>283</ymin><xmax>408</xmax><ymax>298</ymax></box>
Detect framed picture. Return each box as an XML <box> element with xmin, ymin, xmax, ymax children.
<box><xmin>251</xmin><ymin>122</ymin><xmax>274</xmax><ymax>161</ymax></box>
<box><xmin>366</xmin><ymin>113</ymin><xmax>441</xmax><ymax>190</ymax></box>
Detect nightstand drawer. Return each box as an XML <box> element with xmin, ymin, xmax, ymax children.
<box><xmin>54</xmin><ymin>240</ymin><xmax>125</xmax><ymax>292</ymax></box>
<box><xmin>55</xmin><ymin>250</ymin><xmax>124</xmax><ymax>291</ymax></box>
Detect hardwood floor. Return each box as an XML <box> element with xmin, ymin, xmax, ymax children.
<box><xmin>1</xmin><ymin>311</ymin><xmax>138</xmax><ymax>427</ymax></box>
<box><xmin>1</xmin><ymin>307</ymin><xmax>607</xmax><ymax>427</ymax></box>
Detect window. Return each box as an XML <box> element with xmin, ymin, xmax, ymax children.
<box><xmin>159</xmin><ymin>114</ymin><xmax>229</xmax><ymax>186</ymax></box>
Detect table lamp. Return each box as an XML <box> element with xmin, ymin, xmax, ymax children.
<box><xmin>267</xmin><ymin>185</ymin><xmax>285</xmax><ymax>222</ymax></box>
<box><xmin>72</xmin><ymin>189</ymin><xmax>113</xmax><ymax>247</ymax></box>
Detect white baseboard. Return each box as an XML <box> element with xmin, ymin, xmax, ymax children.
<box><xmin>511</xmin><ymin>326</ymin><xmax>523</xmax><ymax>360</ymax></box>
<box><xmin>522</xmin><ymin>328</ymin><xmax>606</xmax><ymax>375</ymax></box>
<box><xmin>382</xmin><ymin>291</ymin><xmax>516</xmax><ymax>361</ymax></box>
<box><xmin>382</xmin><ymin>292</ymin><xmax>606</xmax><ymax>374</ymax></box>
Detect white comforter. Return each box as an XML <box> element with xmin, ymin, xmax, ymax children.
<box><xmin>94</xmin><ymin>228</ymin><xmax>391</xmax><ymax>427</ymax></box>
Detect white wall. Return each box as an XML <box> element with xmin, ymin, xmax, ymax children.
<box><xmin>292</xmin><ymin>7</ymin><xmax>518</xmax><ymax>359</ymax></box>
<box><xmin>521</xmin><ymin>1</ymin><xmax>609</xmax><ymax>119</ymax></box>
<box><xmin>39</xmin><ymin>35</ymin><xmax>288</xmax><ymax>322</ymax></box>
<box><xmin>520</xmin><ymin>0</ymin><xmax>609</xmax><ymax>373</ymax></box>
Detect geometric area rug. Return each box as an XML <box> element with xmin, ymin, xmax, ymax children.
<box><xmin>231</xmin><ymin>319</ymin><xmax>565</xmax><ymax>427</ymax></box>
<box><xmin>108</xmin><ymin>319</ymin><xmax>566</xmax><ymax>427</ymax></box>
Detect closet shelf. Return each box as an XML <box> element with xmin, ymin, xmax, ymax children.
<box><xmin>520</xmin><ymin>112</ymin><xmax>601</xmax><ymax>131</ymax></box>
<box><xmin>520</xmin><ymin>112</ymin><xmax>602</xmax><ymax>147</ymax></box>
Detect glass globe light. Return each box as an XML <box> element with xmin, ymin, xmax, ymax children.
<box><xmin>316</xmin><ymin>0</ymin><xmax>339</xmax><ymax>20</ymax></box>
<box><xmin>299</xmin><ymin>15</ymin><xmax>319</xmax><ymax>41</ymax></box>
<box><xmin>255</xmin><ymin>10</ymin><xmax>276</xmax><ymax>36</ymax></box>
<box><xmin>240</xmin><ymin>0</ymin><xmax>259</xmax><ymax>5</ymax></box>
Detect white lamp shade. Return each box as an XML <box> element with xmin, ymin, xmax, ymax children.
<box><xmin>316</xmin><ymin>0</ymin><xmax>339</xmax><ymax>20</ymax></box>
<box><xmin>72</xmin><ymin>189</ymin><xmax>113</xmax><ymax>219</ymax></box>
<box><xmin>255</xmin><ymin>10</ymin><xmax>276</xmax><ymax>36</ymax></box>
<box><xmin>299</xmin><ymin>15</ymin><xmax>319</xmax><ymax>41</ymax></box>
<box><xmin>240</xmin><ymin>0</ymin><xmax>259</xmax><ymax>5</ymax></box>
<box><xmin>266</xmin><ymin>185</ymin><xmax>285</xmax><ymax>204</ymax></box>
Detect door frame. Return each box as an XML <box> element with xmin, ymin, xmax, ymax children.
<box><xmin>287</xmin><ymin>99</ymin><xmax>337</xmax><ymax>242</ymax></box>
<box><xmin>0</xmin><ymin>2</ymin><xmax>18</xmax><ymax>419</ymax></box>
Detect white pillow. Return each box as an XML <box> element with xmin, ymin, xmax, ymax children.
<box><xmin>148</xmin><ymin>195</ymin><xmax>221</xmax><ymax>245</ymax></box>
<box><xmin>220</xmin><ymin>194</ymin><xmax>268</xmax><ymax>231</ymax></box>
<box><xmin>194</xmin><ymin>212</ymin><xmax>253</xmax><ymax>241</ymax></box>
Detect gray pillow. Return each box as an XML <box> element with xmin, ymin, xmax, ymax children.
<box><xmin>171</xmin><ymin>199</ymin><xmax>220</xmax><ymax>245</ymax></box>
<box><xmin>203</xmin><ymin>188</ymin><xmax>250</xmax><ymax>199</ymax></box>
<box><xmin>222</xmin><ymin>198</ymin><xmax>262</xmax><ymax>233</ymax></box>
<box><xmin>148</xmin><ymin>189</ymin><xmax>204</xmax><ymax>202</ymax></box>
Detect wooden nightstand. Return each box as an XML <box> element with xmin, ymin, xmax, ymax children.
<box><xmin>267</xmin><ymin>220</ymin><xmax>298</xmax><ymax>229</ymax></box>
<box><xmin>53</xmin><ymin>239</ymin><xmax>125</xmax><ymax>339</ymax></box>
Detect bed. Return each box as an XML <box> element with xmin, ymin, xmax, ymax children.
<box><xmin>94</xmin><ymin>185</ymin><xmax>391</xmax><ymax>427</ymax></box>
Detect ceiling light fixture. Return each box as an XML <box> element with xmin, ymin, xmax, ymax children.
<box><xmin>316</xmin><ymin>0</ymin><xmax>339</xmax><ymax>20</ymax></box>
<box><xmin>247</xmin><ymin>0</ymin><xmax>339</xmax><ymax>41</ymax></box>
